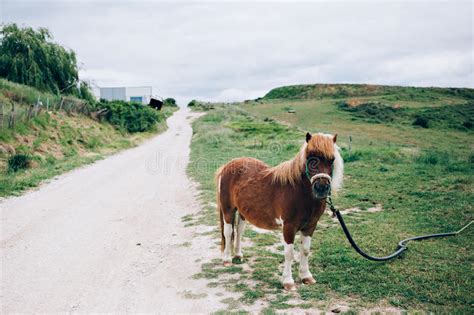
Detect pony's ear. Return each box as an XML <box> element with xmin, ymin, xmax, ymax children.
<box><xmin>306</xmin><ymin>132</ymin><xmax>312</xmax><ymax>143</ymax></box>
<box><xmin>333</xmin><ymin>134</ymin><xmax>338</xmax><ymax>143</ymax></box>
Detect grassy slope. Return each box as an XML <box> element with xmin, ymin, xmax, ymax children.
<box><xmin>263</xmin><ymin>83</ymin><xmax>474</xmax><ymax>101</ymax></box>
<box><xmin>187</xmin><ymin>85</ymin><xmax>473</xmax><ymax>313</ymax></box>
<box><xmin>0</xmin><ymin>81</ymin><xmax>176</xmax><ymax>197</ymax></box>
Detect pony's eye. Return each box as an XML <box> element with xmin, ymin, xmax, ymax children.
<box><xmin>307</xmin><ymin>157</ymin><xmax>320</xmax><ymax>172</ymax></box>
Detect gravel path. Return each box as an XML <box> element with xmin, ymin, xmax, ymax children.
<box><xmin>0</xmin><ymin>108</ymin><xmax>226</xmax><ymax>313</ymax></box>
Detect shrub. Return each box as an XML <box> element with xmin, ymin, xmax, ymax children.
<box><xmin>412</xmin><ymin>103</ymin><xmax>473</xmax><ymax>131</ymax></box>
<box><xmin>188</xmin><ymin>100</ymin><xmax>198</xmax><ymax>107</ymax></box>
<box><xmin>469</xmin><ymin>153</ymin><xmax>474</xmax><ymax>164</ymax></box>
<box><xmin>163</xmin><ymin>98</ymin><xmax>178</xmax><ymax>107</ymax></box>
<box><xmin>7</xmin><ymin>154</ymin><xmax>31</xmax><ymax>172</ymax></box>
<box><xmin>415</xmin><ymin>150</ymin><xmax>450</xmax><ymax>165</ymax></box>
<box><xmin>100</xmin><ymin>101</ymin><xmax>162</xmax><ymax>133</ymax></box>
<box><xmin>341</xmin><ymin>150</ymin><xmax>362</xmax><ymax>163</ymax></box>
<box><xmin>337</xmin><ymin>101</ymin><xmax>404</xmax><ymax>123</ymax></box>
<box><xmin>462</xmin><ymin>121</ymin><xmax>472</xmax><ymax>129</ymax></box>
<box><xmin>413</xmin><ymin>116</ymin><xmax>429</xmax><ymax>128</ymax></box>
<box><xmin>86</xmin><ymin>136</ymin><xmax>102</xmax><ymax>149</ymax></box>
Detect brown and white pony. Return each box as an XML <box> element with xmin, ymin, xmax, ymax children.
<box><xmin>216</xmin><ymin>132</ymin><xmax>344</xmax><ymax>291</ymax></box>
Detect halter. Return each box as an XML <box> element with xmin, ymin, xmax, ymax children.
<box><xmin>305</xmin><ymin>158</ymin><xmax>333</xmax><ymax>186</ymax></box>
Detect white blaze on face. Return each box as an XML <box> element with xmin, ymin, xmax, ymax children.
<box><xmin>217</xmin><ymin>175</ymin><xmax>222</xmax><ymax>193</ymax></box>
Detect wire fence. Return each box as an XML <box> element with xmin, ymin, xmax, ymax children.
<box><xmin>0</xmin><ymin>94</ymin><xmax>91</xmax><ymax>130</ymax></box>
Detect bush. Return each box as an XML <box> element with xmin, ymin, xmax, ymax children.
<box><xmin>413</xmin><ymin>116</ymin><xmax>429</xmax><ymax>128</ymax></box>
<box><xmin>463</xmin><ymin>121</ymin><xmax>473</xmax><ymax>129</ymax></box>
<box><xmin>163</xmin><ymin>98</ymin><xmax>177</xmax><ymax>107</ymax></box>
<box><xmin>341</xmin><ymin>150</ymin><xmax>362</xmax><ymax>163</ymax></box>
<box><xmin>100</xmin><ymin>101</ymin><xmax>162</xmax><ymax>133</ymax></box>
<box><xmin>338</xmin><ymin>101</ymin><xmax>403</xmax><ymax>123</ymax></box>
<box><xmin>7</xmin><ymin>154</ymin><xmax>31</xmax><ymax>172</ymax></box>
<box><xmin>188</xmin><ymin>99</ymin><xmax>198</xmax><ymax>107</ymax></box>
<box><xmin>469</xmin><ymin>153</ymin><xmax>474</xmax><ymax>164</ymax></box>
<box><xmin>415</xmin><ymin>150</ymin><xmax>450</xmax><ymax>165</ymax></box>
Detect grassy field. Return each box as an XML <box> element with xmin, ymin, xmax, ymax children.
<box><xmin>0</xmin><ymin>80</ymin><xmax>176</xmax><ymax>197</ymax></box>
<box><xmin>187</xmin><ymin>84</ymin><xmax>473</xmax><ymax>313</ymax></box>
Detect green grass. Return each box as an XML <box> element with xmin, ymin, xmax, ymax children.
<box><xmin>187</xmin><ymin>92</ymin><xmax>473</xmax><ymax>313</ymax></box>
<box><xmin>240</xmin><ymin>97</ymin><xmax>473</xmax><ymax>155</ymax></box>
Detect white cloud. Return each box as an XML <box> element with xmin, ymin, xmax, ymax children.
<box><xmin>2</xmin><ymin>0</ymin><xmax>473</xmax><ymax>105</ymax></box>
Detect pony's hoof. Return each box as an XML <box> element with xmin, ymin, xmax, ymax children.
<box><xmin>283</xmin><ymin>283</ymin><xmax>296</xmax><ymax>291</ymax></box>
<box><xmin>302</xmin><ymin>277</ymin><xmax>316</xmax><ymax>285</ymax></box>
<box><xmin>223</xmin><ymin>260</ymin><xmax>232</xmax><ymax>267</ymax></box>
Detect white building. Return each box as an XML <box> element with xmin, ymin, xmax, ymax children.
<box><xmin>99</xmin><ymin>86</ymin><xmax>152</xmax><ymax>104</ymax></box>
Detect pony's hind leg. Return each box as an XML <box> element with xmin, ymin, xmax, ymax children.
<box><xmin>234</xmin><ymin>214</ymin><xmax>246</xmax><ymax>260</ymax></box>
<box><xmin>223</xmin><ymin>220</ymin><xmax>233</xmax><ymax>266</ymax></box>
<box><xmin>299</xmin><ymin>234</ymin><xmax>316</xmax><ymax>285</ymax></box>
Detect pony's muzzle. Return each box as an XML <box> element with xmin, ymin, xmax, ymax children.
<box><xmin>310</xmin><ymin>174</ymin><xmax>332</xmax><ymax>199</ymax></box>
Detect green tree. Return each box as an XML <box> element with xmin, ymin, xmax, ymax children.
<box><xmin>0</xmin><ymin>23</ymin><xmax>79</xmax><ymax>95</ymax></box>
<box><xmin>163</xmin><ymin>97</ymin><xmax>177</xmax><ymax>107</ymax></box>
<box><xmin>77</xmin><ymin>81</ymin><xmax>96</xmax><ymax>105</ymax></box>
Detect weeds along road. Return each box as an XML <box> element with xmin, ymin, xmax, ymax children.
<box><xmin>0</xmin><ymin>108</ymin><xmax>225</xmax><ymax>313</ymax></box>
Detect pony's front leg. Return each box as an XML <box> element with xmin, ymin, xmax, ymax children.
<box><xmin>299</xmin><ymin>235</ymin><xmax>316</xmax><ymax>285</ymax></box>
<box><xmin>282</xmin><ymin>226</ymin><xmax>296</xmax><ymax>291</ymax></box>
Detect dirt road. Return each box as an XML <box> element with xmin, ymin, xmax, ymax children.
<box><xmin>0</xmin><ymin>108</ymin><xmax>226</xmax><ymax>313</ymax></box>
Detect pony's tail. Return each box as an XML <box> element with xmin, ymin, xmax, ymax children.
<box><xmin>216</xmin><ymin>164</ymin><xmax>235</xmax><ymax>254</ymax></box>
<box><xmin>216</xmin><ymin>165</ymin><xmax>226</xmax><ymax>253</ymax></box>
<box><xmin>219</xmin><ymin>206</ymin><xmax>225</xmax><ymax>252</ymax></box>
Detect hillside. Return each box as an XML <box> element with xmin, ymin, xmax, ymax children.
<box><xmin>263</xmin><ymin>83</ymin><xmax>474</xmax><ymax>101</ymax></box>
<box><xmin>0</xmin><ymin>79</ymin><xmax>174</xmax><ymax>197</ymax></box>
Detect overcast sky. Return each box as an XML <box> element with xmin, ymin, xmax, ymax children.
<box><xmin>1</xmin><ymin>0</ymin><xmax>473</xmax><ymax>105</ymax></box>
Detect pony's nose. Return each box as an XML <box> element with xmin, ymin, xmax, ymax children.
<box><xmin>313</xmin><ymin>180</ymin><xmax>330</xmax><ymax>193</ymax></box>
<box><xmin>314</xmin><ymin>177</ymin><xmax>330</xmax><ymax>189</ymax></box>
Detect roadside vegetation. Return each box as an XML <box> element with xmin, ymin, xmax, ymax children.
<box><xmin>187</xmin><ymin>84</ymin><xmax>473</xmax><ymax>313</ymax></box>
<box><xmin>0</xmin><ymin>24</ymin><xmax>178</xmax><ymax>197</ymax></box>
<box><xmin>0</xmin><ymin>80</ymin><xmax>176</xmax><ymax>197</ymax></box>
<box><xmin>98</xmin><ymin>100</ymin><xmax>165</xmax><ymax>133</ymax></box>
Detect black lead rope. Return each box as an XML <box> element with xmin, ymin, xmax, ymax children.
<box><xmin>326</xmin><ymin>196</ymin><xmax>473</xmax><ymax>261</ymax></box>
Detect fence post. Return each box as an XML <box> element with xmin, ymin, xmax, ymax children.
<box><xmin>27</xmin><ymin>104</ymin><xmax>33</xmax><ymax>121</ymax></box>
<box><xmin>0</xmin><ymin>103</ymin><xmax>3</xmax><ymax>130</ymax></box>
<box><xmin>35</xmin><ymin>95</ymin><xmax>39</xmax><ymax>117</ymax></box>
<box><xmin>9</xmin><ymin>102</ymin><xmax>15</xmax><ymax>129</ymax></box>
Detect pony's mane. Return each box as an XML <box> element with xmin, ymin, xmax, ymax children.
<box><xmin>331</xmin><ymin>144</ymin><xmax>344</xmax><ymax>194</ymax></box>
<box><xmin>266</xmin><ymin>133</ymin><xmax>344</xmax><ymax>193</ymax></box>
<box><xmin>265</xmin><ymin>143</ymin><xmax>308</xmax><ymax>187</ymax></box>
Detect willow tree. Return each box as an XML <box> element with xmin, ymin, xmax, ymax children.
<box><xmin>0</xmin><ymin>23</ymin><xmax>79</xmax><ymax>95</ymax></box>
